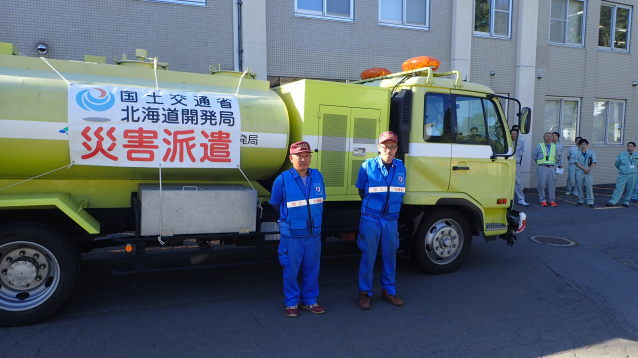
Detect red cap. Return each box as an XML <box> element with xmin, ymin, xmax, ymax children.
<box><xmin>289</xmin><ymin>141</ymin><xmax>312</xmax><ymax>154</ymax></box>
<box><xmin>378</xmin><ymin>131</ymin><xmax>398</xmax><ymax>144</ymax></box>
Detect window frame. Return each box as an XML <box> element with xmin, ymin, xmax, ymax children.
<box><xmin>549</xmin><ymin>0</ymin><xmax>587</xmax><ymax>47</ymax></box>
<box><xmin>544</xmin><ymin>97</ymin><xmax>581</xmax><ymax>143</ymax></box>
<box><xmin>379</xmin><ymin>0</ymin><xmax>430</xmax><ymax>30</ymax></box>
<box><xmin>473</xmin><ymin>0</ymin><xmax>513</xmax><ymax>39</ymax></box>
<box><xmin>598</xmin><ymin>2</ymin><xmax>632</xmax><ymax>52</ymax></box>
<box><xmin>295</xmin><ymin>0</ymin><xmax>354</xmax><ymax>22</ymax></box>
<box><xmin>592</xmin><ymin>99</ymin><xmax>626</xmax><ymax>145</ymax></box>
<box><xmin>142</xmin><ymin>0</ymin><xmax>206</xmax><ymax>6</ymax></box>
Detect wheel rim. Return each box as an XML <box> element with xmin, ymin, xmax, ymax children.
<box><xmin>423</xmin><ymin>218</ymin><xmax>464</xmax><ymax>266</ymax></box>
<box><xmin>0</xmin><ymin>241</ymin><xmax>61</xmax><ymax>312</ymax></box>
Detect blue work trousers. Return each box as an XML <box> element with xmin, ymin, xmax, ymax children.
<box><xmin>357</xmin><ymin>215</ymin><xmax>399</xmax><ymax>296</ymax></box>
<box><xmin>536</xmin><ymin>166</ymin><xmax>556</xmax><ymax>203</ymax></box>
<box><xmin>278</xmin><ymin>234</ymin><xmax>321</xmax><ymax>307</ymax></box>
<box><xmin>609</xmin><ymin>173</ymin><xmax>637</xmax><ymax>205</ymax></box>
<box><xmin>566</xmin><ymin>163</ymin><xmax>579</xmax><ymax>196</ymax></box>
<box><xmin>576</xmin><ymin>171</ymin><xmax>594</xmax><ymax>205</ymax></box>
<box><xmin>514</xmin><ymin>163</ymin><xmax>526</xmax><ymax>202</ymax></box>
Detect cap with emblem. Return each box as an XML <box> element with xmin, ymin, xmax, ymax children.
<box><xmin>289</xmin><ymin>141</ymin><xmax>312</xmax><ymax>154</ymax></box>
<box><xmin>378</xmin><ymin>131</ymin><xmax>398</xmax><ymax>144</ymax></box>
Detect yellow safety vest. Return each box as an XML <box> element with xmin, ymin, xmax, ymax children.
<box><xmin>536</xmin><ymin>143</ymin><xmax>557</xmax><ymax>165</ymax></box>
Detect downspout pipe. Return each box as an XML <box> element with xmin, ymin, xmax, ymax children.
<box><xmin>237</xmin><ymin>0</ymin><xmax>243</xmax><ymax>71</ymax></box>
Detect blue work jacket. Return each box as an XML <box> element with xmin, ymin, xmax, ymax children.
<box><xmin>615</xmin><ymin>151</ymin><xmax>638</xmax><ymax>175</ymax></box>
<box><xmin>575</xmin><ymin>149</ymin><xmax>597</xmax><ymax>173</ymax></box>
<box><xmin>356</xmin><ymin>156</ymin><xmax>406</xmax><ymax>220</ymax></box>
<box><xmin>271</xmin><ymin>168</ymin><xmax>325</xmax><ymax>237</ymax></box>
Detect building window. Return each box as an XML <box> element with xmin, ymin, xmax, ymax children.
<box><xmin>593</xmin><ymin>100</ymin><xmax>625</xmax><ymax>144</ymax></box>
<box><xmin>544</xmin><ymin>98</ymin><xmax>579</xmax><ymax>143</ymax></box>
<box><xmin>474</xmin><ymin>0</ymin><xmax>512</xmax><ymax>38</ymax></box>
<box><xmin>598</xmin><ymin>3</ymin><xmax>631</xmax><ymax>52</ymax></box>
<box><xmin>142</xmin><ymin>0</ymin><xmax>206</xmax><ymax>5</ymax></box>
<box><xmin>380</xmin><ymin>0</ymin><xmax>429</xmax><ymax>28</ymax></box>
<box><xmin>296</xmin><ymin>0</ymin><xmax>353</xmax><ymax>20</ymax></box>
<box><xmin>550</xmin><ymin>0</ymin><xmax>586</xmax><ymax>46</ymax></box>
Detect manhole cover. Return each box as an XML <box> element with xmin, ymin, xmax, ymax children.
<box><xmin>529</xmin><ymin>236</ymin><xmax>577</xmax><ymax>247</ymax></box>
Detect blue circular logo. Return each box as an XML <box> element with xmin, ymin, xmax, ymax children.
<box><xmin>76</xmin><ymin>88</ymin><xmax>115</xmax><ymax>111</ymax></box>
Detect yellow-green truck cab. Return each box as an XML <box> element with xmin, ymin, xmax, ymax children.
<box><xmin>276</xmin><ymin>68</ymin><xmax>529</xmax><ymax>274</ymax></box>
<box><xmin>0</xmin><ymin>43</ymin><xmax>529</xmax><ymax>325</ymax></box>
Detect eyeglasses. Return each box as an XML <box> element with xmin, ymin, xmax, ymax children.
<box><xmin>292</xmin><ymin>153</ymin><xmax>312</xmax><ymax>159</ymax></box>
<box><xmin>379</xmin><ymin>144</ymin><xmax>398</xmax><ymax>151</ymax></box>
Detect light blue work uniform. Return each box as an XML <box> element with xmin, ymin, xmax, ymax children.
<box><xmin>270</xmin><ymin>168</ymin><xmax>326</xmax><ymax>307</ymax></box>
<box><xmin>514</xmin><ymin>136</ymin><xmax>526</xmax><ymax>202</ymax></box>
<box><xmin>574</xmin><ymin>149</ymin><xmax>597</xmax><ymax>205</ymax></box>
<box><xmin>608</xmin><ymin>151</ymin><xmax>638</xmax><ymax>205</ymax></box>
<box><xmin>553</xmin><ymin>141</ymin><xmax>563</xmax><ymax>185</ymax></box>
<box><xmin>356</xmin><ymin>156</ymin><xmax>406</xmax><ymax>297</ymax></box>
<box><xmin>533</xmin><ymin>142</ymin><xmax>559</xmax><ymax>203</ymax></box>
<box><xmin>565</xmin><ymin>145</ymin><xmax>580</xmax><ymax>196</ymax></box>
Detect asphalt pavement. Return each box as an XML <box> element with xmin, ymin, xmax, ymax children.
<box><xmin>1</xmin><ymin>186</ymin><xmax>637</xmax><ymax>358</ymax></box>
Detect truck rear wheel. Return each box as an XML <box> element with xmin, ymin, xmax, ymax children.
<box><xmin>0</xmin><ymin>222</ymin><xmax>79</xmax><ymax>326</ymax></box>
<box><xmin>414</xmin><ymin>209</ymin><xmax>471</xmax><ymax>274</ymax></box>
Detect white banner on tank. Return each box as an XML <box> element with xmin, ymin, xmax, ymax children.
<box><xmin>67</xmin><ymin>84</ymin><xmax>241</xmax><ymax>168</ymax></box>
<box><xmin>0</xmin><ymin>120</ymin><xmax>286</xmax><ymax>150</ymax></box>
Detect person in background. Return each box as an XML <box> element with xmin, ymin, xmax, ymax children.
<box><xmin>606</xmin><ymin>142</ymin><xmax>638</xmax><ymax>208</ymax></box>
<box><xmin>270</xmin><ymin>141</ymin><xmax>327</xmax><ymax>318</ymax></box>
<box><xmin>511</xmin><ymin>128</ymin><xmax>529</xmax><ymax>207</ymax></box>
<box><xmin>552</xmin><ymin>132</ymin><xmax>564</xmax><ymax>187</ymax></box>
<box><xmin>565</xmin><ymin>136</ymin><xmax>582</xmax><ymax>196</ymax></box>
<box><xmin>356</xmin><ymin>131</ymin><xmax>406</xmax><ymax>310</ymax></box>
<box><xmin>533</xmin><ymin>132</ymin><xmax>560</xmax><ymax>207</ymax></box>
<box><xmin>574</xmin><ymin>138</ymin><xmax>597</xmax><ymax>208</ymax></box>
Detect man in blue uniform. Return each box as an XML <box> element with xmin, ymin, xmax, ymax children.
<box><xmin>270</xmin><ymin>141</ymin><xmax>326</xmax><ymax>318</ymax></box>
<box><xmin>356</xmin><ymin>131</ymin><xmax>406</xmax><ymax>310</ymax></box>
<box><xmin>511</xmin><ymin>128</ymin><xmax>529</xmax><ymax>207</ymax></box>
<box><xmin>565</xmin><ymin>136</ymin><xmax>583</xmax><ymax>196</ymax></box>
<box><xmin>574</xmin><ymin>138</ymin><xmax>597</xmax><ymax>208</ymax></box>
<box><xmin>552</xmin><ymin>132</ymin><xmax>564</xmax><ymax>187</ymax></box>
<box><xmin>607</xmin><ymin>142</ymin><xmax>638</xmax><ymax>207</ymax></box>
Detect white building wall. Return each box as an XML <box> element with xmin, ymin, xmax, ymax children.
<box><xmin>1</xmin><ymin>0</ymin><xmax>234</xmax><ymax>74</ymax></box>
<box><xmin>266</xmin><ymin>0</ymin><xmax>453</xmax><ymax>80</ymax></box>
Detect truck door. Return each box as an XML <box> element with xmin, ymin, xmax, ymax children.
<box><xmin>316</xmin><ymin>105</ymin><xmax>380</xmax><ymax>197</ymax></box>
<box><xmin>406</xmin><ymin>91</ymin><xmax>452</xmax><ymax>193</ymax></box>
<box><xmin>448</xmin><ymin>91</ymin><xmax>514</xmax><ymax>208</ymax></box>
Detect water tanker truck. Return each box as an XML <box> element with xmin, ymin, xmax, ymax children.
<box><xmin>0</xmin><ymin>43</ymin><xmax>529</xmax><ymax>325</ymax></box>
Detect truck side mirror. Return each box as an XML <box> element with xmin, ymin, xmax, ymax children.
<box><xmin>518</xmin><ymin>107</ymin><xmax>531</xmax><ymax>134</ymax></box>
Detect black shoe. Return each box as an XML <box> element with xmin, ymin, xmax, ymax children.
<box><xmin>576</xmin><ymin>202</ymin><xmax>582</xmax><ymax>206</ymax></box>
<box><xmin>589</xmin><ymin>204</ymin><xmax>594</xmax><ymax>208</ymax></box>
<box><xmin>606</xmin><ymin>203</ymin><xmax>615</xmax><ymax>207</ymax></box>
<box><xmin>623</xmin><ymin>203</ymin><xmax>630</xmax><ymax>208</ymax></box>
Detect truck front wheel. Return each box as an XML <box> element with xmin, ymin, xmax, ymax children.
<box><xmin>0</xmin><ymin>222</ymin><xmax>79</xmax><ymax>326</ymax></box>
<box><xmin>414</xmin><ymin>209</ymin><xmax>471</xmax><ymax>274</ymax></box>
